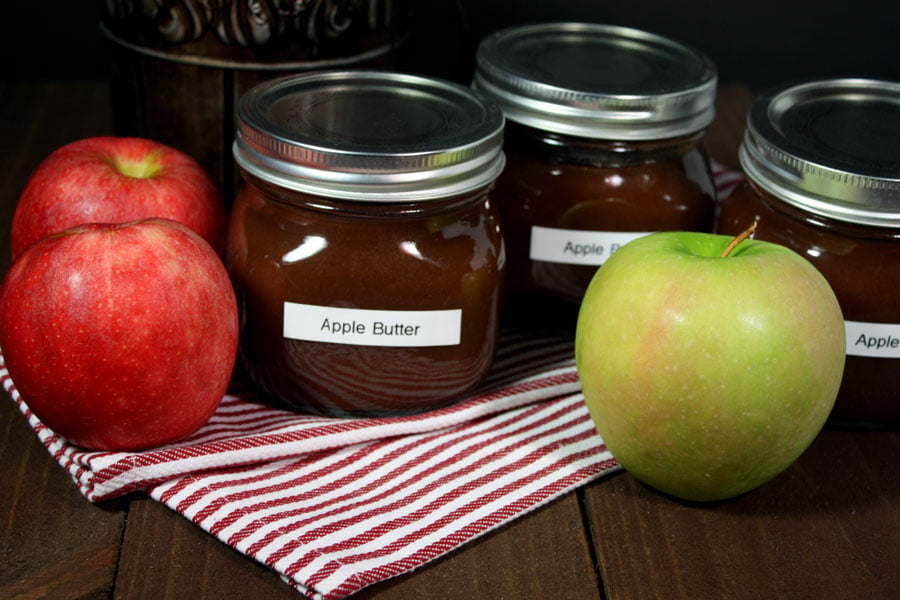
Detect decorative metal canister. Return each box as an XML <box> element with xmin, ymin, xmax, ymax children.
<box><xmin>100</xmin><ymin>0</ymin><xmax>411</xmax><ymax>198</ymax></box>
<box><xmin>717</xmin><ymin>78</ymin><xmax>900</xmax><ymax>427</ymax></box>
<box><xmin>474</xmin><ymin>22</ymin><xmax>718</xmax><ymax>329</ymax></box>
<box><xmin>227</xmin><ymin>71</ymin><xmax>506</xmax><ymax>417</ymax></box>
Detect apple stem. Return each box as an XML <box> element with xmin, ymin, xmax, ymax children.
<box><xmin>720</xmin><ymin>221</ymin><xmax>758</xmax><ymax>258</ymax></box>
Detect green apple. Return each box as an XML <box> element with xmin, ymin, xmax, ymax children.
<box><xmin>574</xmin><ymin>225</ymin><xmax>845</xmax><ymax>502</ymax></box>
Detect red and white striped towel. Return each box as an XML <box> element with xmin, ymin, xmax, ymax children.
<box><xmin>1</xmin><ymin>330</ymin><xmax>618</xmax><ymax>599</ymax></box>
<box><xmin>712</xmin><ymin>160</ymin><xmax>746</xmax><ymax>200</ymax></box>
<box><xmin>1</xmin><ymin>164</ymin><xmax>744</xmax><ymax>599</ymax></box>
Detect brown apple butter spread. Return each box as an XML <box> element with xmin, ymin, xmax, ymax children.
<box><xmin>474</xmin><ymin>23</ymin><xmax>718</xmax><ymax>327</ymax></box>
<box><xmin>227</xmin><ymin>71</ymin><xmax>506</xmax><ymax>417</ymax></box>
<box><xmin>717</xmin><ymin>79</ymin><xmax>900</xmax><ymax>427</ymax></box>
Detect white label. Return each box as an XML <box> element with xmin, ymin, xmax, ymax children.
<box><xmin>283</xmin><ymin>302</ymin><xmax>462</xmax><ymax>347</ymax></box>
<box><xmin>529</xmin><ymin>226</ymin><xmax>652</xmax><ymax>266</ymax></box>
<box><xmin>845</xmin><ymin>320</ymin><xmax>900</xmax><ymax>358</ymax></box>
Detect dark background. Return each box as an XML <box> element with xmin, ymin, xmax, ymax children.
<box><xmin>2</xmin><ymin>1</ymin><xmax>898</xmax><ymax>91</ymax></box>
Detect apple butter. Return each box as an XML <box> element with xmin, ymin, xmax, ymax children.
<box><xmin>473</xmin><ymin>23</ymin><xmax>718</xmax><ymax>328</ymax></box>
<box><xmin>717</xmin><ymin>78</ymin><xmax>900</xmax><ymax>428</ymax></box>
<box><xmin>227</xmin><ymin>71</ymin><xmax>506</xmax><ymax>417</ymax></box>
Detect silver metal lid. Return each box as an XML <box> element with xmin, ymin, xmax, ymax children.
<box><xmin>473</xmin><ymin>22</ymin><xmax>717</xmax><ymax>140</ymax></box>
<box><xmin>234</xmin><ymin>71</ymin><xmax>506</xmax><ymax>201</ymax></box>
<box><xmin>739</xmin><ymin>78</ymin><xmax>900</xmax><ymax>228</ymax></box>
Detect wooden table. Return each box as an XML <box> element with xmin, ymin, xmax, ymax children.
<box><xmin>1</xmin><ymin>80</ymin><xmax>898</xmax><ymax>600</ymax></box>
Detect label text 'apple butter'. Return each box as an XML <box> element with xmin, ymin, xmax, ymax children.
<box><xmin>320</xmin><ymin>318</ymin><xmax>422</xmax><ymax>337</ymax></box>
<box><xmin>284</xmin><ymin>302</ymin><xmax>462</xmax><ymax>347</ymax></box>
<box><xmin>845</xmin><ymin>320</ymin><xmax>900</xmax><ymax>359</ymax></box>
<box><xmin>529</xmin><ymin>226</ymin><xmax>653</xmax><ymax>266</ymax></box>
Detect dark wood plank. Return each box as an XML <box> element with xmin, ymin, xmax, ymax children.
<box><xmin>583</xmin><ymin>429</ymin><xmax>900</xmax><ymax>599</ymax></box>
<box><xmin>0</xmin><ymin>399</ymin><xmax>127</xmax><ymax>600</ymax></box>
<box><xmin>114</xmin><ymin>496</ymin><xmax>299</xmax><ymax>600</ymax></box>
<box><xmin>356</xmin><ymin>493</ymin><xmax>602</xmax><ymax>599</ymax></box>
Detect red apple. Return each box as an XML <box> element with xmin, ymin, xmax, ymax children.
<box><xmin>10</xmin><ymin>136</ymin><xmax>225</xmax><ymax>261</ymax></box>
<box><xmin>0</xmin><ymin>218</ymin><xmax>238</xmax><ymax>451</ymax></box>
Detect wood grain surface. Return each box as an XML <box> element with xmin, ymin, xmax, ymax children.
<box><xmin>0</xmin><ymin>80</ymin><xmax>897</xmax><ymax>600</ymax></box>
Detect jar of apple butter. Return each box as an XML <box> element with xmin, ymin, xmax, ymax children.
<box><xmin>717</xmin><ymin>78</ymin><xmax>900</xmax><ymax>428</ymax></box>
<box><xmin>473</xmin><ymin>23</ymin><xmax>718</xmax><ymax>328</ymax></box>
<box><xmin>228</xmin><ymin>71</ymin><xmax>506</xmax><ymax>417</ymax></box>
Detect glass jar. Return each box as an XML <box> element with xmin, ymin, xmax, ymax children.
<box><xmin>227</xmin><ymin>71</ymin><xmax>506</xmax><ymax>417</ymax></box>
<box><xmin>473</xmin><ymin>23</ymin><xmax>718</xmax><ymax>329</ymax></box>
<box><xmin>717</xmin><ymin>78</ymin><xmax>900</xmax><ymax>428</ymax></box>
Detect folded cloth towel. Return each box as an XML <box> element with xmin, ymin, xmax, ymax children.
<box><xmin>1</xmin><ymin>330</ymin><xmax>617</xmax><ymax>599</ymax></box>
<box><xmin>1</xmin><ymin>163</ymin><xmax>743</xmax><ymax>599</ymax></box>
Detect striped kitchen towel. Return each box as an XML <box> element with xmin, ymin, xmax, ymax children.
<box><xmin>712</xmin><ymin>160</ymin><xmax>746</xmax><ymax>199</ymax></box>
<box><xmin>1</xmin><ymin>329</ymin><xmax>618</xmax><ymax>600</ymax></box>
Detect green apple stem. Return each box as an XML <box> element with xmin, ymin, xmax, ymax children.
<box><xmin>720</xmin><ymin>221</ymin><xmax>758</xmax><ymax>258</ymax></box>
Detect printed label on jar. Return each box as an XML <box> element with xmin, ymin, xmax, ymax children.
<box><xmin>529</xmin><ymin>226</ymin><xmax>652</xmax><ymax>266</ymax></box>
<box><xmin>283</xmin><ymin>302</ymin><xmax>462</xmax><ymax>347</ymax></box>
<box><xmin>845</xmin><ymin>320</ymin><xmax>900</xmax><ymax>358</ymax></box>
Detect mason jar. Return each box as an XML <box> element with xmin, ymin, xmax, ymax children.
<box><xmin>717</xmin><ymin>78</ymin><xmax>900</xmax><ymax>428</ymax></box>
<box><xmin>227</xmin><ymin>71</ymin><xmax>506</xmax><ymax>417</ymax></box>
<box><xmin>473</xmin><ymin>22</ymin><xmax>718</xmax><ymax>329</ymax></box>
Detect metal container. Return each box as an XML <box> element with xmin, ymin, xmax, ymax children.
<box><xmin>100</xmin><ymin>0</ymin><xmax>411</xmax><ymax>200</ymax></box>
